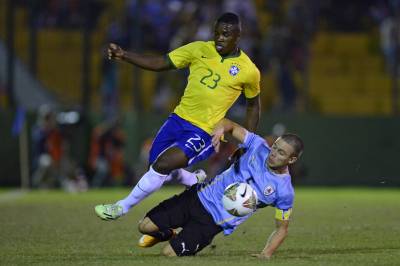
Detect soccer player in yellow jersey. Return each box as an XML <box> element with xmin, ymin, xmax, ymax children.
<box><xmin>95</xmin><ymin>13</ymin><xmax>261</xmax><ymax>220</ymax></box>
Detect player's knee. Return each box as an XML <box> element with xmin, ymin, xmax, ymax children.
<box><xmin>152</xmin><ymin>148</ymin><xmax>188</xmax><ymax>175</ymax></box>
<box><xmin>162</xmin><ymin>244</ymin><xmax>177</xmax><ymax>257</ymax></box>
<box><xmin>152</xmin><ymin>159</ymin><xmax>172</xmax><ymax>175</ymax></box>
<box><xmin>137</xmin><ymin>220</ymin><xmax>147</xmax><ymax>234</ymax></box>
<box><xmin>138</xmin><ymin>217</ymin><xmax>158</xmax><ymax>234</ymax></box>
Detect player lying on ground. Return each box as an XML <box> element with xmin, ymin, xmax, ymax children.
<box><xmin>95</xmin><ymin>12</ymin><xmax>261</xmax><ymax>220</ymax></box>
<box><xmin>136</xmin><ymin>118</ymin><xmax>304</xmax><ymax>258</ymax></box>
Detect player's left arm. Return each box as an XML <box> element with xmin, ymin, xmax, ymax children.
<box><xmin>255</xmin><ymin>219</ymin><xmax>289</xmax><ymax>259</ymax></box>
<box><xmin>243</xmin><ymin>65</ymin><xmax>261</xmax><ymax>131</ymax></box>
<box><xmin>252</xmin><ymin>207</ymin><xmax>292</xmax><ymax>260</ymax></box>
<box><xmin>244</xmin><ymin>94</ymin><xmax>260</xmax><ymax>132</ymax></box>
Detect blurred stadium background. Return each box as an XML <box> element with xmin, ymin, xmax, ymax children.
<box><xmin>1</xmin><ymin>0</ymin><xmax>400</xmax><ymax>189</ymax></box>
<box><xmin>1</xmin><ymin>1</ymin><xmax>400</xmax><ymax>265</ymax></box>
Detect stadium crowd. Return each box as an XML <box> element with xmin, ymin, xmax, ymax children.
<box><xmin>23</xmin><ymin>0</ymin><xmax>400</xmax><ymax>190</ymax></box>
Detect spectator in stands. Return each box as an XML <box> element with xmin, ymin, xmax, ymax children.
<box><xmin>379</xmin><ymin>14</ymin><xmax>400</xmax><ymax>76</ymax></box>
<box><xmin>0</xmin><ymin>83</ymin><xmax>6</xmax><ymax>110</ymax></box>
<box><xmin>371</xmin><ymin>1</ymin><xmax>400</xmax><ymax>77</ymax></box>
<box><xmin>89</xmin><ymin>118</ymin><xmax>126</xmax><ymax>187</ymax></box>
<box><xmin>99</xmin><ymin>18</ymin><xmax>130</xmax><ymax>120</ymax></box>
<box><xmin>261</xmin><ymin>9</ymin><xmax>298</xmax><ymax>112</ymax></box>
<box><xmin>32</xmin><ymin>0</ymin><xmax>104</xmax><ymax>29</ymax></box>
<box><xmin>261</xmin><ymin>0</ymin><xmax>318</xmax><ymax>112</ymax></box>
<box><xmin>31</xmin><ymin>105</ymin><xmax>64</xmax><ymax>188</ymax></box>
<box><xmin>222</xmin><ymin>0</ymin><xmax>260</xmax><ymax>58</ymax></box>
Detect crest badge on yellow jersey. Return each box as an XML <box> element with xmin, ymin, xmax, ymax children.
<box><xmin>229</xmin><ymin>65</ymin><xmax>240</xmax><ymax>76</ymax></box>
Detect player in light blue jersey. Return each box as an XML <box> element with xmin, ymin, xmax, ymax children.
<box><xmin>136</xmin><ymin>118</ymin><xmax>304</xmax><ymax>259</ymax></box>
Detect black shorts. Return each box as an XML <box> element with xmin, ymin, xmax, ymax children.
<box><xmin>146</xmin><ymin>185</ymin><xmax>222</xmax><ymax>256</ymax></box>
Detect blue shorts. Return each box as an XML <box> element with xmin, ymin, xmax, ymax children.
<box><xmin>149</xmin><ymin>113</ymin><xmax>215</xmax><ymax>166</ymax></box>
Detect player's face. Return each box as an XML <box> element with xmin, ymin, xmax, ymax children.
<box><xmin>267</xmin><ymin>138</ymin><xmax>297</xmax><ymax>169</ymax></box>
<box><xmin>214</xmin><ymin>22</ymin><xmax>240</xmax><ymax>56</ymax></box>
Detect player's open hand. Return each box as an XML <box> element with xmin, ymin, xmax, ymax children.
<box><xmin>108</xmin><ymin>43</ymin><xmax>124</xmax><ymax>60</ymax></box>
<box><xmin>251</xmin><ymin>253</ymin><xmax>271</xmax><ymax>260</ymax></box>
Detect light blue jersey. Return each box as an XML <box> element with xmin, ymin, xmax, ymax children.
<box><xmin>197</xmin><ymin>132</ymin><xmax>294</xmax><ymax>235</ymax></box>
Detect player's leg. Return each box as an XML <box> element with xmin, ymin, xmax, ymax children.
<box><xmin>95</xmin><ymin>115</ymin><xmax>181</xmax><ymax>220</ymax></box>
<box><xmin>138</xmin><ymin>217</ymin><xmax>158</xmax><ymax>233</ymax></box>
<box><xmin>162</xmin><ymin>191</ymin><xmax>222</xmax><ymax>256</ymax></box>
<box><xmin>94</xmin><ymin>114</ymin><xmax>213</xmax><ymax>220</ymax></box>
<box><xmin>163</xmin><ymin>122</ymin><xmax>215</xmax><ymax>186</ymax></box>
<box><xmin>115</xmin><ymin>116</ymin><xmax>216</xmax><ymax>214</ymax></box>
<box><xmin>94</xmin><ymin>164</ymin><xmax>169</xmax><ymax>220</ymax></box>
<box><xmin>151</xmin><ymin>146</ymin><xmax>189</xmax><ymax>174</ymax></box>
<box><xmin>118</xmin><ymin>114</ymin><xmax>215</xmax><ymax>211</ymax></box>
<box><xmin>165</xmin><ymin>168</ymin><xmax>208</xmax><ymax>185</ymax></box>
<box><xmin>163</xmin><ymin>224</ymin><xmax>221</xmax><ymax>257</ymax></box>
<box><xmin>152</xmin><ymin>146</ymin><xmax>209</xmax><ymax>185</ymax></box>
<box><xmin>115</xmin><ymin>146</ymin><xmax>188</xmax><ymax>214</ymax></box>
<box><xmin>138</xmin><ymin>217</ymin><xmax>176</xmax><ymax>247</ymax></box>
<box><xmin>161</xmin><ymin>244</ymin><xmax>177</xmax><ymax>256</ymax></box>
<box><xmin>137</xmin><ymin>187</ymin><xmax>196</xmax><ymax>248</ymax></box>
<box><xmin>164</xmin><ymin>223</ymin><xmax>221</xmax><ymax>257</ymax></box>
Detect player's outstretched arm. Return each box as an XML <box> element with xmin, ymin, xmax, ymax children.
<box><xmin>107</xmin><ymin>43</ymin><xmax>173</xmax><ymax>71</ymax></box>
<box><xmin>244</xmin><ymin>95</ymin><xmax>260</xmax><ymax>132</ymax></box>
<box><xmin>252</xmin><ymin>219</ymin><xmax>289</xmax><ymax>259</ymax></box>
<box><xmin>211</xmin><ymin>118</ymin><xmax>247</xmax><ymax>152</ymax></box>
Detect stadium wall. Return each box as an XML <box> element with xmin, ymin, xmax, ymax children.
<box><xmin>257</xmin><ymin>114</ymin><xmax>400</xmax><ymax>186</ymax></box>
<box><xmin>1</xmin><ymin>112</ymin><xmax>399</xmax><ymax>187</ymax></box>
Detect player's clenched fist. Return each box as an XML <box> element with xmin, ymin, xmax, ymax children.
<box><xmin>108</xmin><ymin>43</ymin><xmax>124</xmax><ymax>60</ymax></box>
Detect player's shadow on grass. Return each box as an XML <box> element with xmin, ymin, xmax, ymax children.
<box><xmin>124</xmin><ymin>246</ymin><xmax>399</xmax><ymax>260</ymax></box>
<box><xmin>192</xmin><ymin>246</ymin><xmax>400</xmax><ymax>260</ymax></box>
<box><xmin>280</xmin><ymin>246</ymin><xmax>400</xmax><ymax>258</ymax></box>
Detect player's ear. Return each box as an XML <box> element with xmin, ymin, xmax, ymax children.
<box><xmin>236</xmin><ymin>27</ymin><xmax>241</xmax><ymax>39</ymax></box>
<box><xmin>288</xmin><ymin>156</ymin><xmax>298</xmax><ymax>165</ymax></box>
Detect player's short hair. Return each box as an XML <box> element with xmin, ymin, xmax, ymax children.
<box><xmin>281</xmin><ymin>133</ymin><xmax>304</xmax><ymax>157</ymax></box>
<box><xmin>216</xmin><ymin>12</ymin><xmax>241</xmax><ymax>27</ymax></box>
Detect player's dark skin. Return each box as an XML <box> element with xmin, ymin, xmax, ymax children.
<box><xmin>107</xmin><ymin>22</ymin><xmax>260</xmax><ymax>175</ymax></box>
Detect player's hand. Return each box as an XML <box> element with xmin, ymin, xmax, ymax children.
<box><xmin>108</xmin><ymin>43</ymin><xmax>124</xmax><ymax>60</ymax></box>
<box><xmin>251</xmin><ymin>253</ymin><xmax>271</xmax><ymax>260</ymax></box>
<box><xmin>211</xmin><ymin>126</ymin><xmax>224</xmax><ymax>153</ymax></box>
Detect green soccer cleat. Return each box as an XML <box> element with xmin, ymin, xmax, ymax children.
<box><xmin>94</xmin><ymin>204</ymin><xmax>123</xmax><ymax>221</ymax></box>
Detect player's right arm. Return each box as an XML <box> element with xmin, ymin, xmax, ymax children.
<box><xmin>107</xmin><ymin>43</ymin><xmax>173</xmax><ymax>71</ymax></box>
<box><xmin>211</xmin><ymin>118</ymin><xmax>247</xmax><ymax>152</ymax></box>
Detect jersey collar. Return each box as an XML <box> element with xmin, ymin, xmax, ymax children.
<box><xmin>265</xmin><ymin>162</ymin><xmax>290</xmax><ymax>178</ymax></box>
<box><xmin>220</xmin><ymin>48</ymin><xmax>241</xmax><ymax>63</ymax></box>
<box><xmin>210</xmin><ymin>41</ymin><xmax>241</xmax><ymax>62</ymax></box>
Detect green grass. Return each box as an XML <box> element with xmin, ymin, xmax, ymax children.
<box><xmin>0</xmin><ymin>187</ymin><xmax>399</xmax><ymax>265</ymax></box>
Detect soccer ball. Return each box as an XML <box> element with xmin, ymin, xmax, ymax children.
<box><xmin>222</xmin><ymin>182</ymin><xmax>258</xmax><ymax>217</ymax></box>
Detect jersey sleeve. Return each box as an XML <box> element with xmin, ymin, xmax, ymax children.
<box><xmin>242</xmin><ymin>131</ymin><xmax>267</xmax><ymax>150</ymax></box>
<box><xmin>167</xmin><ymin>42</ymin><xmax>199</xmax><ymax>69</ymax></box>
<box><xmin>243</xmin><ymin>64</ymin><xmax>260</xmax><ymax>99</ymax></box>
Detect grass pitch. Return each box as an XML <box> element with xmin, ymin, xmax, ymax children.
<box><xmin>0</xmin><ymin>187</ymin><xmax>399</xmax><ymax>265</ymax></box>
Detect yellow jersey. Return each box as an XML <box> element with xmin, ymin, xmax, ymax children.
<box><xmin>167</xmin><ymin>41</ymin><xmax>260</xmax><ymax>134</ymax></box>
